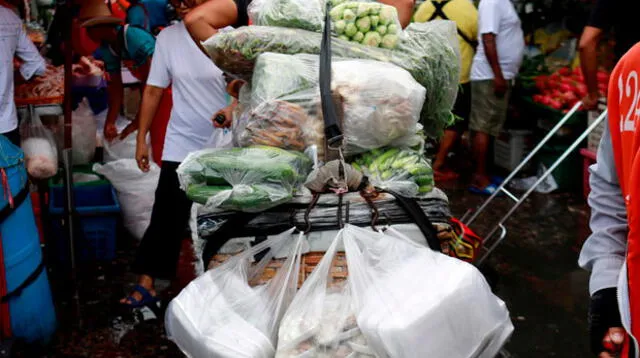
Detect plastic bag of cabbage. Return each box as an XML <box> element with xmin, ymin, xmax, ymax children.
<box><xmin>177</xmin><ymin>146</ymin><xmax>313</xmax><ymax>213</ymax></box>
<box><xmin>244</xmin><ymin>53</ymin><xmax>425</xmax><ymax>155</ymax></box>
<box><xmin>203</xmin><ymin>21</ymin><xmax>460</xmax><ymax>138</ymax></box>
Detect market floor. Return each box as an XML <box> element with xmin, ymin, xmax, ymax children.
<box><xmin>15</xmin><ymin>184</ymin><xmax>593</xmax><ymax>358</ymax></box>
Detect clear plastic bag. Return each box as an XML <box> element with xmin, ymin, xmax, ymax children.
<box><xmin>177</xmin><ymin>146</ymin><xmax>313</xmax><ymax>213</ymax></box>
<box><xmin>93</xmin><ymin>160</ymin><xmax>159</xmax><ymax>240</ymax></box>
<box><xmin>71</xmin><ymin>99</ymin><xmax>97</xmax><ymax>165</ymax></box>
<box><xmin>20</xmin><ymin>109</ymin><xmax>58</xmax><ymax>179</ymax></box>
<box><xmin>103</xmin><ymin>131</ymin><xmax>140</xmax><ymax>162</ymax></box>
<box><xmin>248</xmin><ymin>0</ymin><xmax>324</xmax><ymax>32</ymax></box>
<box><xmin>330</xmin><ymin>1</ymin><xmax>403</xmax><ymax>49</ymax></box>
<box><xmin>203</xmin><ymin>21</ymin><xmax>459</xmax><ymax>138</ymax></box>
<box><xmin>344</xmin><ymin>225</ymin><xmax>514</xmax><ymax>358</ymax></box>
<box><xmin>351</xmin><ymin>147</ymin><xmax>433</xmax><ymax>197</ymax></box>
<box><xmin>245</xmin><ymin>53</ymin><xmax>424</xmax><ymax>155</ymax></box>
<box><xmin>166</xmin><ymin>228</ymin><xmax>305</xmax><ymax>358</ymax></box>
<box><xmin>276</xmin><ymin>229</ymin><xmax>374</xmax><ymax>357</ymax></box>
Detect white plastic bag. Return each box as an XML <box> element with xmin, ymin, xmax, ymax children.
<box><xmin>71</xmin><ymin>99</ymin><xmax>97</xmax><ymax>165</ymax></box>
<box><xmin>20</xmin><ymin>109</ymin><xmax>58</xmax><ymax>179</ymax></box>
<box><xmin>344</xmin><ymin>225</ymin><xmax>514</xmax><ymax>358</ymax></box>
<box><xmin>166</xmin><ymin>228</ymin><xmax>304</xmax><ymax>357</ymax></box>
<box><xmin>276</xmin><ymin>228</ymin><xmax>374</xmax><ymax>357</ymax></box>
<box><xmin>93</xmin><ymin>160</ymin><xmax>159</xmax><ymax>240</ymax></box>
<box><xmin>103</xmin><ymin>131</ymin><xmax>153</xmax><ymax>162</ymax></box>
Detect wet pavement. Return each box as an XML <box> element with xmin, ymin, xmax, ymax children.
<box><xmin>15</xmin><ymin>184</ymin><xmax>594</xmax><ymax>357</ymax></box>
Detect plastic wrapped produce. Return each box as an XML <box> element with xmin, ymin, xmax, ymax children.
<box><xmin>351</xmin><ymin>148</ymin><xmax>433</xmax><ymax>197</ymax></box>
<box><xmin>177</xmin><ymin>146</ymin><xmax>313</xmax><ymax>212</ymax></box>
<box><xmin>330</xmin><ymin>1</ymin><xmax>402</xmax><ymax>48</ymax></box>
<box><xmin>70</xmin><ymin>99</ymin><xmax>97</xmax><ymax>165</ymax></box>
<box><xmin>248</xmin><ymin>0</ymin><xmax>324</xmax><ymax>32</ymax></box>
<box><xmin>166</xmin><ymin>228</ymin><xmax>305</xmax><ymax>358</ymax></box>
<box><xmin>276</xmin><ymin>229</ymin><xmax>374</xmax><ymax>357</ymax></box>
<box><xmin>93</xmin><ymin>160</ymin><xmax>159</xmax><ymax>240</ymax></box>
<box><xmin>245</xmin><ymin>53</ymin><xmax>425</xmax><ymax>155</ymax></box>
<box><xmin>203</xmin><ymin>21</ymin><xmax>459</xmax><ymax>137</ymax></box>
<box><xmin>20</xmin><ymin>110</ymin><xmax>57</xmax><ymax>179</ymax></box>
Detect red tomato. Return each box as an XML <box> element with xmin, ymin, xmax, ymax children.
<box><xmin>559</xmin><ymin>83</ymin><xmax>573</xmax><ymax>93</ymax></box>
<box><xmin>597</xmin><ymin>71</ymin><xmax>610</xmax><ymax>83</ymax></box>
<box><xmin>575</xmin><ymin>83</ymin><xmax>588</xmax><ymax>97</ymax></box>
<box><xmin>559</xmin><ymin>67</ymin><xmax>571</xmax><ymax>76</ymax></box>
<box><xmin>573</xmin><ymin>67</ymin><xmax>583</xmax><ymax>76</ymax></box>
<box><xmin>549</xmin><ymin>99</ymin><xmax>563</xmax><ymax>110</ymax></box>
<box><xmin>539</xmin><ymin>95</ymin><xmax>552</xmax><ymax>105</ymax></box>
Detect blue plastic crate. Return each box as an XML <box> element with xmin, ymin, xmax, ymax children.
<box><xmin>49</xmin><ymin>183</ymin><xmax>120</xmax><ymax>262</ymax></box>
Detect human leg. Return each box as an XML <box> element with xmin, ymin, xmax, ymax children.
<box><xmin>434</xmin><ymin>82</ymin><xmax>471</xmax><ymax>175</ymax></box>
<box><xmin>122</xmin><ymin>161</ymin><xmax>193</xmax><ymax>305</ymax></box>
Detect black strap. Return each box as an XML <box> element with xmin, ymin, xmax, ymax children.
<box><xmin>384</xmin><ymin>190</ymin><xmax>441</xmax><ymax>252</ymax></box>
<box><xmin>320</xmin><ymin>1</ymin><xmax>343</xmax><ymax>147</ymax></box>
<box><xmin>0</xmin><ymin>183</ymin><xmax>45</xmax><ymax>303</ymax></box>
<box><xmin>428</xmin><ymin>0</ymin><xmax>478</xmax><ymax>50</ymax></box>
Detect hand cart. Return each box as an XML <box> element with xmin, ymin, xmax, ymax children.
<box><xmin>460</xmin><ymin>102</ymin><xmax>608</xmax><ymax>267</ymax></box>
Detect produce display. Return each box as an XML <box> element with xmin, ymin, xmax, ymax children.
<box><xmin>244</xmin><ymin>53</ymin><xmax>425</xmax><ymax>155</ymax></box>
<box><xmin>177</xmin><ymin>146</ymin><xmax>313</xmax><ymax>212</ymax></box>
<box><xmin>529</xmin><ymin>66</ymin><xmax>610</xmax><ymax>112</ymax></box>
<box><xmin>203</xmin><ymin>21</ymin><xmax>460</xmax><ymax>138</ymax></box>
<box><xmin>351</xmin><ymin>148</ymin><xmax>434</xmax><ymax>197</ymax></box>
<box><xmin>330</xmin><ymin>1</ymin><xmax>401</xmax><ymax>49</ymax></box>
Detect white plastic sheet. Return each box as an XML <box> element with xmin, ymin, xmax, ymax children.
<box><xmin>166</xmin><ymin>228</ymin><xmax>304</xmax><ymax>358</ymax></box>
<box><xmin>93</xmin><ymin>160</ymin><xmax>159</xmax><ymax>240</ymax></box>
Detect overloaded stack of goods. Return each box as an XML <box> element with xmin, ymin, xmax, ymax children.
<box><xmin>166</xmin><ymin>1</ymin><xmax>515</xmax><ymax>357</ymax></box>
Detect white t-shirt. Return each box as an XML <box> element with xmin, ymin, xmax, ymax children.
<box><xmin>0</xmin><ymin>6</ymin><xmax>46</xmax><ymax>133</ymax></box>
<box><xmin>470</xmin><ymin>0</ymin><xmax>525</xmax><ymax>81</ymax></box>
<box><xmin>147</xmin><ymin>22</ymin><xmax>228</xmax><ymax>162</ymax></box>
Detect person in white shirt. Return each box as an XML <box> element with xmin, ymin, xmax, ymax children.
<box><xmin>0</xmin><ymin>1</ymin><xmax>46</xmax><ymax>146</ymax></box>
<box><xmin>468</xmin><ymin>0</ymin><xmax>524</xmax><ymax>195</ymax></box>
<box><xmin>120</xmin><ymin>0</ymin><xmax>229</xmax><ymax>311</ymax></box>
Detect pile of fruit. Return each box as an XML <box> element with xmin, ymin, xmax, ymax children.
<box><xmin>531</xmin><ymin>67</ymin><xmax>610</xmax><ymax>112</ymax></box>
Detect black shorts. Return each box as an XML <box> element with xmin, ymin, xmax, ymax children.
<box><xmin>448</xmin><ymin>82</ymin><xmax>471</xmax><ymax>134</ymax></box>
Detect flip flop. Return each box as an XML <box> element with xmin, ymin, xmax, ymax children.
<box><xmin>469</xmin><ymin>183</ymin><xmax>502</xmax><ymax>196</ymax></box>
<box><xmin>491</xmin><ymin>176</ymin><xmax>505</xmax><ymax>185</ymax></box>
<box><xmin>121</xmin><ymin>284</ymin><xmax>159</xmax><ymax>309</ymax></box>
<box><xmin>435</xmin><ymin>170</ymin><xmax>459</xmax><ymax>182</ymax></box>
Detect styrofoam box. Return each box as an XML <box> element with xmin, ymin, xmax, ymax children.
<box><xmin>587</xmin><ymin>98</ymin><xmax>607</xmax><ymax>153</ymax></box>
<box><xmin>494</xmin><ymin>130</ymin><xmax>533</xmax><ymax>171</ymax></box>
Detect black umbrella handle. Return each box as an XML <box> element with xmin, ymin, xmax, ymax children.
<box><xmin>320</xmin><ymin>1</ymin><xmax>343</xmax><ymax>148</ymax></box>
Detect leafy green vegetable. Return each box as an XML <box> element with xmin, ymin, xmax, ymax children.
<box><xmin>387</xmin><ymin>24</ymin><xmax>398</xmax><ymax>35</ymax></box>
<box><xmin>356</xmin><ymin>17</ymin><xmax>371</xmax><ymax>33</ymax></box>
<box><xmin>381</xmin><ymin>34</ymin><xmax>398</xmax><ymax>49</ymax></box>
<box><xmin>370</xmin><ymin>15</ymin><xmax>380</xmax><ymax>27</ymax></box>
<box><xmin>376</xmin><ymin>25</ymin><xmax>387</xmax><ymax>35</ymax></box>
<box><xmin>353</xmin><ymin>31</ymin><xmax>364</xmax><ymax>42</ymax></box>
<box><xmin>338</xmin><ymin>34</ymin><xmax>350</xmax><ymax>41</ymax></box>
<box><xmin>345</xmin><ymin>22</ymin><xmax>358</xmax><ymax>37</ymax></box>
<box><xmin>379</xmin><ymin>6</ymin><xmax>395</xmax><ymax>25</ymax></box>
<box><xmin>362</xmin><ymin>32</ymin><xmax>382</xmax><ymax>47</ymax></box>
<box><xmin>335</xmin><ymin>20</ymin><xmax>346</xmax><ymax>34</ymax></box>
<box><xmin>343</xmin><ymin>8</ymin><xmax>356</xmax><ymax>21</ymax></box>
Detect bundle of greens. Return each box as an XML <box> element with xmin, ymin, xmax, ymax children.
<box><xmin>330</xmin><ymin>1</ymin><xmax>401</xmax><ymax>48</ymax></box>
<box><xmin>203</xmin><ymin>21</ymin><xmax>459</xmax><ymax>138</ymax></box>
<box><xmin>177</xmin><ymin>146</ymin><xmax>313</xmax><ymax>212</ymax></box>
<box><xmin>248</xmin><ymin>0</ymin><xmax>324</xmax><ymax>32</ymax></box>
<box><xmin>351</xmin><ymin>148</ymin><xmax>434</xmax><ymax>197</ymax></box>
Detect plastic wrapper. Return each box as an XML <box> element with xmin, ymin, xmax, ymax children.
<box><xmin>330</xmin><ymin>2</ymin><xmax>402</xmax><ymax>49</ymax></box>
<box><xmin>20</xmin><ymin>111</ymin><xmax>58</xmax><ymax>179</ymax></box>
<box><xmin>70</xmin><ymin>99</ymin><xmax>97</xmax><ymax>165</ymax></box>
<box><xmin>344</xmin><ymin>225</ymin><xmax>514</xmax><ymax>358</ymax></box>
<box><xmin>276</xmin><ymin>228</ymin><xmax>374</xmax><ymax>357</ymax></box>
<box><xmin>203</xmin><ymin>21</ymin><xmax>459</xmax><ymax>138</ymax></box>
<box><xmin>244</xmin><ymin>53</ymin><xmax>424</xmax><ymax>155</ymax></box>
<box><xmin>166</xmin><ymin>228</ymin><xmax>305</xmax><ymax>357</ymax></box>
<box><xmin>248</xmin><ymin>0</ymin><xmax>324</xmax><ymax>32</ymax></box>
<box><xmin>103</xmin><ymin>131</ymin><xmax>145</xmax><ymax>162</ymax></box>
<box><xmin>177</xmin><ymin>146</ymin><xmax>313</xmax><ymax>213</ymax></box>
<box><xmin>93</xmin><ymin>160</ymin><xmax>159</xmax><ymax>240</ymax></box>
<box><xmin>351</xmin><ymin>147</ymin><xmax>433</xmax><ymax>197</ymax></box>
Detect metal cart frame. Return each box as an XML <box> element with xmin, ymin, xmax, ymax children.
<box><xmin>460</xmin><ymin>102</ymin><xmax>608</xmax><ymax>266</ymax></box>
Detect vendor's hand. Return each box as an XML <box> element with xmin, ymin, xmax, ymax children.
<box><xmin>493</xmin><ymin>77</ymin><xmax>508</xmax><ymax>98</ymax></box>
<box><xmin>119</xmin><ymin>120</ymin><xmax>139</xmax><ymax>140</ymax></box>
<box><xmin>104</xmin><ymin>122</ymin><xmax>118</xmax><ymax>142</ymax></box>
<box><xmin>582</xmin><ymin>92</ymin><xmax>600</xmax><ymax>111</ymax></box>
<box><xmin>212</xmin><ymin>106</ymin><xmax>233</xmax><ymax>129</ymax></box>
<box><xmin>589</xmin><ymin>288</ymin><xmax>625</xmax><ymax>357</ymax></box>
<box><xmin>136</xmin><ymin>137</ymin><xmax>150</xmax><ymax>173</ymax></box>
